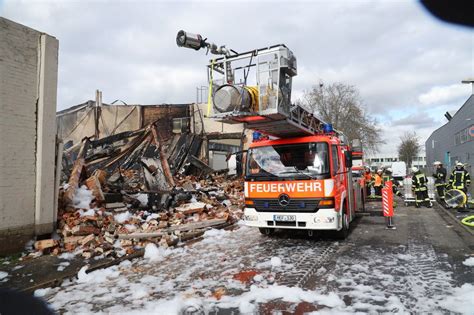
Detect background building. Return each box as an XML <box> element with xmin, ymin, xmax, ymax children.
<box><xmin>0</xmin><ymin>18</ymin><xmax>59</xmax><ymax>254</ymax></box>
<box><xmin>425</xmin><ymin>90</ymin><xmax>473</xmax><ymax>195</ymax></box>
<box><xmin>365</xmin><ymin>153</ymin><xmax>427</xmax><ymax>170</ymax></box>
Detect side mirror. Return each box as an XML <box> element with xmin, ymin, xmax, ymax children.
<box><xmin>345</xmin><ymin>151</ymin><xmax>353</xmax><ymax>168</ymax></box>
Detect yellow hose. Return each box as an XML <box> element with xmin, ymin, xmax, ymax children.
<box><xmin>244</xmin><ymin>86</ymin><xmax>259</xmax><ymax>112</ymax></box>
<box><xmin>461</xmin><ymin>215</ymin><xmax>474</xmax><ymax>227</ymax></box>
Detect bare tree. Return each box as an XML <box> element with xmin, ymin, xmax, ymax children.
<box><xmin>398</xmin><ymin>131</ymin><xmax>420</xmax><ymax>168</ymax></box>
<box><xmin>302</xmin><ymin>81</ymin><xmax>383</xmax><ymax>153</ymax></box>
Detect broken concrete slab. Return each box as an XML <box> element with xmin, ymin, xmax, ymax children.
<box><xmin>34</xmin><ymin>239</ymin><xmax>57</xmax><ymax>251</ymax></box>
<box><xmin>174</xmin><ymin>202</ymin><xmax>207</xmax><ymax>215</ymax></box>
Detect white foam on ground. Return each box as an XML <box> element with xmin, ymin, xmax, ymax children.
<box><xmin>72</xmin><ymin>186</ymin><xmax>93</xmax><ymax>209</ymax></box>
<box><xmin>217</xmin><ymin>285</ymin><xmax>344</xmax><ymax>313</ymax></box>
<box><xmin>58</xmin><ymin>252</ymin><xmax>76</xmax><ymax>260</ymax></box>
<box><xmin>201</xmin><ymin>228</ymin><xmax>230</xmax><ymax>244</ymax></box>
<box><xmin>0</xmin><ymin>271</ymin><xmax>8</xmax><ymax>280</ymax></box>
<box><xmin>114</xmin><ymin>211</ymin><xmax>132</xmax><ymax>223</ymax></box>
<box><xmin>143</xmin><ymin>243</ymin><xmax>181</xmax><ymax>263</ymax></box>
<box><xmin>34</xmin><ymin>288</ymin><xmax>51</xmax><ymax>297</ymax></box>
<box><xmin>270</xmin><ymin>257</ymin><xmax>282</xmax><ymax>268</ymax></box>
<box><xmin>77</xmin><ymin>265</ymin><xmax>121</xmax><ymax>284</ymax></box>
<box><xmin>437</xmin><ymin>283</ymin><xmax>474</xmax><ymax>314</ymax></box>
<box><xmin>462</xmin><ymin>257</ymin><xmax>474</xmax><ymax>266</ymax></box>
<box><xmin>57</xmin><ymin>262</ymin><xmax>70</xmax><ymax>272</ymax></box>
<box><xmin>39</xmin><ymin>226</ymin><xmax>474</xmax><ymax>314</ymax></box>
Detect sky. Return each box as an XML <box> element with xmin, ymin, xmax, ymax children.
<box><xmin>1</xmin><ymin>0</ymin><xmax>473</xmax><ymax>155</ymax></box>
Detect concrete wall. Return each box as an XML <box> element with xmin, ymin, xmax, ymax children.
<box><xmin>0</xmin><ymin>18</ymin><xmax>58</xmax><ymax>254</ymax></box>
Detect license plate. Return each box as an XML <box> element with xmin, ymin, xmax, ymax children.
<box><xmin>273</xmin><ymin>215</ymin><xmax>296</xmax><ymax>222</ymax></box>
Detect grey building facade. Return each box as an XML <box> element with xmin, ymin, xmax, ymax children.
<box><xmin>425</xmin><ymin>95</ymin><xmax>474</xmax><ymax>194</ymax></box>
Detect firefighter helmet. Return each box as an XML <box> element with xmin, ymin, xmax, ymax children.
<box><xmin>456</xmin><ymin>162</ymin><xmax>464</xmax><ymax>169</ymax></box>
<box><xmin>411</xmin><ymin>166</ymin><xmax>419</xmax><ymax>173</ymax></box>
<box><xmin>386</xmin><ymin>167</ymin><xmax>392</xmax><ymax>173</ymax></box>
<box><xmin>433</xmin><ymin>161</ymin><xmax>442</xmax><ymax>166</ymax></box>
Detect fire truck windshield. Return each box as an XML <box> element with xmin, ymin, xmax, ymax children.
<box><xmin>246</xmin><ymin>142</ymin><xmax>330</xmax><ymax>180</ymax></box>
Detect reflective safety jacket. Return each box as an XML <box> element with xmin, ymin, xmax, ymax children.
<box><xmin>364</xmin><ymin>171</ymin><xmax>372</xmax><ymax>183</ymax></box>
<box><xmin>449</xmin><ymin>169</ymin><xmax>471</xmax><ymax>190</ymax></box>
<box><xmin>433</xmin><ymin>167</ymin><xmax>447</xmax><ymax>186</ymax></box>
<box><xmin>373</xmin><ymin>174</ymin><xmax>384</xmax><ymax>187</ymax></box>
<box><xmin>412</xmin><ymin>171</ymin><xmax>428</xmax><ymax>191</ymax></box>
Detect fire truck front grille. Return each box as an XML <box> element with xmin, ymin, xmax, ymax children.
<box><xmin>253</xmin><ymin>199</ymin><xmax>320</xmax><ymax>213</ymax></box>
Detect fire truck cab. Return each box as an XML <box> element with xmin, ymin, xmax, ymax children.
<box><xmin>243</xmin><ymin>133</ymin><xmax>363</xmax><ymax>239</ymax></box>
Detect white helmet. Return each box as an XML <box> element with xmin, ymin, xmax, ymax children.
<box><xmin>377</xmin><ymin>169</ymin><xmax>383</xmax><ymax>173</ymax></box>
<box><xmin>386</xmin><ymin>167</ymin><xmax>392</xmax><ymax>173</ymax></box>
<box><xmin>433</xmin><ymin>161</ymin><xmax>442</xmax><ymax>166</ymax></box>
<box><xmin>411</xmin><ymin>166</ymin><xmax>419</xmax><ymax>173</ymax></box>
<box><xmin>456</xmin><ymin>162</ymin><xmax>464</xmax><ymax>168</ymax></box>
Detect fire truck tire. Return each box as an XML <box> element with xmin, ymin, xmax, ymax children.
<box><xmin>334</xmin><ymin>211</ymin><xmax>349</xmax><ymax>240</ymax></box>
<box><xmin>259</xmin><ymin>228</ymin><xmax>275</xmax><ymax>236</ymax></box>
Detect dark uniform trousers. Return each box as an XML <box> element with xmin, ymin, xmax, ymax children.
<box><xmin>413</xmin><ymin>172</ymin><xmax>430</xmax><ymax>207</ymax></box>
<box><xmin>433</xmin><ymin>167</ymin><xmax>447</xmax><ymax>200</ymax></box>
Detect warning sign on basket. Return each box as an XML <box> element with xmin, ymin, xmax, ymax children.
<box><xmin>469</xmin><ymin>125</ymin><xmax>474</xmax><ymax>138</ymax></box>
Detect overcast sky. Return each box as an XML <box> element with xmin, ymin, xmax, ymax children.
<box><xmin>1</xmin><ymin>0</ymin><xmax>473</xmax><ymax>155</ymax></box>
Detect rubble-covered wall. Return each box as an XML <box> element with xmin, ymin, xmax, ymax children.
<box><xmin>0</xmin><ymin>18</ymin><xmax>58</xmax><ymax>254</ymax></box>
<box><xmin>57</xmin><ymin>103</ymin><xmax>190</xmax><ymax>146</ymax></box>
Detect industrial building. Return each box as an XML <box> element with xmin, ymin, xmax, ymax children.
<box><xmin>425</xmin><ymin>89</ymin><xmax>473</xmax><ymax>195</ymax></box>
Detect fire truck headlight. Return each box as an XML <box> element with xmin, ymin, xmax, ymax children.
<box><xmin>244</xmin><ymin>215</ymin><xmax>258</xmax><ymax>221</ymax></box>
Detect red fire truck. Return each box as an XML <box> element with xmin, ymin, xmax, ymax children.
<box><xmin>177</xmin><ymin>31</ymin><xmax>365</xmax><ymax>238</ymax></box>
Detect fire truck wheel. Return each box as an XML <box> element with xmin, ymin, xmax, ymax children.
<box><xmin>259</xmin><ymin>228</ymin><xmax>275</xmax><ymax>236</ymax></box>
<box><xmin>334</xmin><ymin>211</ymin><xmax>349</xmax><ymax>240</ymax></box>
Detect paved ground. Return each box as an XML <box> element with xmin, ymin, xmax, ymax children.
<box><xmin>24</xmin><ymin>199</ymin><xmax>474</xmax><ymax>314</ymax></box>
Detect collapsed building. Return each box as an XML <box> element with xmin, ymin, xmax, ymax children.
<box><xmin>23</xmin><ymin>99</ymin><xmax>248</xmax><ymax>259</ymax></box>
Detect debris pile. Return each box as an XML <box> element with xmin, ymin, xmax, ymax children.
<box><xmin>29</xmin><ymin>123</ymin><xmax>244</xmax><ymax>260</ymax></box>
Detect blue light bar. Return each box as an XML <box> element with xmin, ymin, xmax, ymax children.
<box><xmin>323</xmin><ymin>123</ymin><xmax>333</xmax><ymax>133</ymax></box>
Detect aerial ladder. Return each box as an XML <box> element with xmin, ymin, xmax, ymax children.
<box><xmin>176</xmin><ymin>30</ymin><xmax>331</xmax><ymax>139</ymax></box>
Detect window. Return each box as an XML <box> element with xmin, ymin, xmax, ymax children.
<box><xmin>331</xmin><ymin>145</ymin><xmax>339</xmax><ymax>176</ymax></box>
<box><xmin>246</xmin><ymin>142</ymin><xmax>330</xmax><ymax>180</ymax></box>
<box><xmin>455</xmin><ymin>132</ymin><xmax>461</xmax><ymax>145</ymax></box>
<box><xmin>455</xmin><ymin>125</ymin><xmax>474</xmax><ymax>145</ymax></box>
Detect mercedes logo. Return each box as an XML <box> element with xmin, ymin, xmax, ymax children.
<box><xmin>278</xmin><ymin>194</ymin><xmax>290</xmax><ymax>207</ymax></box>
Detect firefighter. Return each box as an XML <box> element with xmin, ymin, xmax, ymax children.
<box><xmin>373</xmin><ymin>169</ymin><xmax>384</xmax><ymax>197</ymax></box>
<box><xmin>384</xmin><ymin>167</ymin><xmax>404</xmax><ymax>198</ymax></box>
<box><xmin>364</xmin><ymin>166</ymin><xmax>373</xmax><ymax>195</ymax></box>
<box><xmin>449</xmin><ymin>162</ymin><xmax>471</xmax><ymax>194</ymax></box>
<box><xmin>411</xmin><ymin>167</ymin><xmax>431</xmax><ymax>208</ymax></box>
<box><xmin>432</xmin><ymin>161</ymin><xmax>447</xmax><ymax>202</ymax></box>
